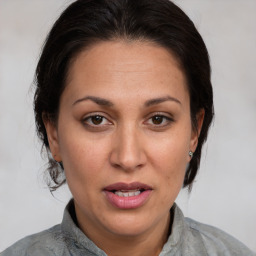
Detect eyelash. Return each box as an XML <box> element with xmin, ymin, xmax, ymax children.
<box><xmin>82</xmin><ymin>113</ymin><xmax>174</xmax><ymax>129</ymax></box>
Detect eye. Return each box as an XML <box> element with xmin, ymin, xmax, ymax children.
<box><xmin>147</xmin><ymin>114</ymin><xmax>173</xmax><ymax>127</ymax></box>
<box><xmin>151</xmin><ymin>116</ymin><xmax>165</xmax><ymax>125</ymax></box>
<box><xmin>83</xmin><ymin>115</ymin><xmax>111</xmax><ymax>126</ymax></box>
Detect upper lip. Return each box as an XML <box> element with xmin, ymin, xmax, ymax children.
<box><xmin>104</xmin><ymin>182</ymin><xmax>152</xmax><ymax>191</ymax></box>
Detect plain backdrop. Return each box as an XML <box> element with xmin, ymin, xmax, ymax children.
<box><xmin>0</xmin><ymin>0</ymin><xmax>255</xmax><ymax>252</ymax></box>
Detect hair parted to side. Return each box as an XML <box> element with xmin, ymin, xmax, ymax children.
<box><xmin>34</xmin><ymin>0</ymin><xmax>214</xmax><ymax>191</ymax></box>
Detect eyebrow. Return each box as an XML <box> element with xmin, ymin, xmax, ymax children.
<box><xmin>73</xmin><ymin>96</ymin><xmax>114</xmax><ymax>107</ymax></box>
<box><xmin>72</xmin><ymin>95</ymin><xmax>181</xmax><ymax>107</ymax></box>
<box><xmin>144</xmin><ymin>96</ymin><xmax>181</xmax><ymax>107</ymax></box>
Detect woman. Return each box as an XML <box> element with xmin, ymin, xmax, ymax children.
<box><xmin>1</xmin><ymin>0</ymin><xmax>255</xmax><ymax>255</ymax></box>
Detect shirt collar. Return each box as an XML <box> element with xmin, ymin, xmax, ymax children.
<box><xmin>61</xmin><ymin>199</ymin><xmax>107</xmax><ymax>256</ymax></box>
<box><xmin>160</xmin><ymin>203</ymin><xmax>185</xmax><ymax>255</ymax></box>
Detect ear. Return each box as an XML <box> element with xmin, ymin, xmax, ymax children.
<box><xmin>189</xmin><ymin>109</ymin><xmax>205</xmax><ymax>154</ymax></box>
<box><xmin>43</xmin><ymin>113</ymin><xmax>62</xmax><ymax>162</ymax></box>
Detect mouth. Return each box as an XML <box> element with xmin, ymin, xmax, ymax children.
<box><xmin>113</xmin><ymin>189</ymin><xmax>144</xmax><ymax>197</ymax></box>
<box><xmin>103</xmin><ymin>182</ymin><xmax>153</xmax><ymax>209</ymax></box>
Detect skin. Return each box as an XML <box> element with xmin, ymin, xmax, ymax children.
<box><xmin>44</xmin><ymin>41</ymin><xmax>204</xmax><ymax>256</ymax></box>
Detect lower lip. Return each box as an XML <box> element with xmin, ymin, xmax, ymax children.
<box><xmin>104</xmin><ymin>190</ymin><xmax>152</xmax><ymax>209</ymax></box>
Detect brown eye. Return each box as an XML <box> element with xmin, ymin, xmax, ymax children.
<box><xmin>146</xmin><ymin>114</ymin><xmax>173</xmax><ymax>128</ymax></box>
<box><xmin>83</xmin><ymin>114</ymin><xmax>112</xmax><ymax>128</ymax></box>
<box><xmin>152</xmin><ymin>115</ymin><xmax>164</xmax><ymax>125</ymax></box>
<box><xmin>91</xmin><ymin>115</ymin><xmax>103</xmax><ymax>125</ymax></box>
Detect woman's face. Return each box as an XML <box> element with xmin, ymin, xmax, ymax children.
<box><xmin>45</xmin><ymin>41</ymin><xmax>200</xmax><ymax>240</ymax></box>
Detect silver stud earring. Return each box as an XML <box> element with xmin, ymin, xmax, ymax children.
<box><xmin>189</xmin><ymin>151</ymin><xmax>193</xmax><ymax>158</ymax></box>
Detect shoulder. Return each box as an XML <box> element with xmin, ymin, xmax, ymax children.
<box><xmin>184</xmin><ymin>217</ymin><xmax>255</xmax><ymax>256</ymax></box>
<box><xmin>0</xmin><ymin>224</ymin><xmax>67</xmax><ymax>256</ymax></box>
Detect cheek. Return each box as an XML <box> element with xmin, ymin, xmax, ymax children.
<box><xmin>147</xmin><ymin>128</ymin><xmax>190</xmax><ymax>196</ymax></box>
<box><xmin>58</xmin><ymin>132</ymin><xmax>109</xmax><ymax>186</ymax></box>
<box><xmin>149</xmin><ymin>128</ymin><xmax>190</xmax><ymax>171</ymax></box>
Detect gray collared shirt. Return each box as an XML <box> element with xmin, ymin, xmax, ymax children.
<box><xmin>1</xmin><ymin>200</ymin><xmax>255</xmax><ymax>256</ymax></box>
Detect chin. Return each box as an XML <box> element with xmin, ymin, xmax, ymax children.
<box><xmin>107</xmin><ymin>223</ymin><xmax>150</xmax><ymax>237</ymax></box>
<box><xmin>101</xmin><ymin>211</ymin><xmax>161</xmax><ymax>237</ymax></box>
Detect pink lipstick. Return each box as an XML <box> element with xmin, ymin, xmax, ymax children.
<box><xmin>103</xmin><ymin>182</ymin><xmax>152</xmax><ymax>209</ymax></box>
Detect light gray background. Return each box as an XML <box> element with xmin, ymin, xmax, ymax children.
<box><xmin>0</xmin><ymin>0</ymin><xmax>255</xmax><ymax>252</ymax></box>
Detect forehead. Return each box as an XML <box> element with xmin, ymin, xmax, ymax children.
<box><xmin>64</xmin><ymin>40</ymin><xmax>189</xmax><ymax>105</ymax></box>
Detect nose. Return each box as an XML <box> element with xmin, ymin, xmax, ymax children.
<box><xmin>109</xmin><ymin>124</ymin><xmax>147</xmax><ymax>172</ymax></box>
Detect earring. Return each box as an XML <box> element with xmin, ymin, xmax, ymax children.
<box><xmin>53</xmin><ymin>154</ymin><xmax>61</xmax><ymax>163</ymax></box>
<box><xmin>189</xmin><ymin>151</ymin><xmax>193</xmax><ymax>158</ymax></box>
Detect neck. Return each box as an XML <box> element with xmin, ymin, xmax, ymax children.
<box><xmin>76</xmin><ymin>210</ymin><xmax>172</xmax><ymax>256</ymax></box>
<box><xmin>102</xmin><ymin>220</ymin><xmax>170</xmax><ymax>256</ymax></box>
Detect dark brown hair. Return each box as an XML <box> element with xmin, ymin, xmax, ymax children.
<box><xmin>34</xmin><ymin>0</ymin><xmax>214</xmax><ymax>191</ymax></box>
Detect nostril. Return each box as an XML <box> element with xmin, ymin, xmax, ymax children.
<box><xmin>109</xmin><ymin>144</ymin><xmax>147</xmax><ymax>171</ymax></box>
<box><xmin>112</xmin><ymin>163</ymin><xmax>122</xmax><ymax>169</ymax></box>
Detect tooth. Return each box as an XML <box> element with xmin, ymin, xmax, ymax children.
<box><xmin>114</xmin><ymin>190</ymin><xmax>141</xmax><ymax>197</ymax></box>
<box><xmin>115</xmin><ymin>191</ymin><xmax>123</xmax><ymax>197</ymax></box>
<box><xmin>134</xmin><ymin>191</ymin><xmax>140</xmax><ymax>196</ymax></box>
<box><xmin>128</xmin><ymin>192</ymin><xmax>134</xmax><ymax>197</ymax></box>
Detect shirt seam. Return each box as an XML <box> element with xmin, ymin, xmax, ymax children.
<box><xmin>188</xmin><ymin>225</ymin><xmax>209</xmax><ymax>256</ymax></box>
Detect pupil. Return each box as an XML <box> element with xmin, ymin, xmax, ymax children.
<box><xmin>153</xmin><ymin>116</ymin><xmax>163</xmax><ymax>124</ymax></box>
<box><xmin>92</xmin><ymin>116</ymin><xmax>103</xmax><ymax>125</ymax></box>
